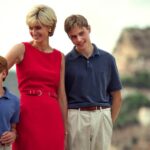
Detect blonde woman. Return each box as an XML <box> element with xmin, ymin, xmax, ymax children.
<box><xmin>6</xmin><ymin>4</ymin><xmax>67</xmax><ymax>150</ymax></box>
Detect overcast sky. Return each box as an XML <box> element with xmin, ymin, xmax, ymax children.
<box><xmin>0</xmin><ymin>0</ymin><xmax>150</xmax><ymax>58</ymax></box>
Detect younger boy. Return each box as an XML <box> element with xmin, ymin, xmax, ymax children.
<box><xmin>0</xmin><ymin>56</ymin><xmax>20</xmax><ymax>150</ymax></box>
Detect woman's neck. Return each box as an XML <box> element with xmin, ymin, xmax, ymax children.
<box><xmin>31</xmin><ymin>41</ymin><xmax>53</xmax><ymax>53</ymax></box>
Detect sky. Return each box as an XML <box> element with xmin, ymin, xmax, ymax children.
<box><xmin>0</xmin><ymin>0</ymin><xmax>150</xmax><ymax>58</ymax></box>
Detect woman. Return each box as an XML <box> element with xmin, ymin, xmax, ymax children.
<box><xmin>5</xmin><ymin>4</ymin><xmax>67</xmax><ymax>150</ymax></box>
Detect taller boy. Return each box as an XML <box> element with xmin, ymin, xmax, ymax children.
<box><xmin>64</xmin><ymin>15</ymin><xmax>122</xmax><ymax>150</ymax></box>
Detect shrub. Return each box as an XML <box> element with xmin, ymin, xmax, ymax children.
<box><xmin>114</xmin><ymin>92</ymin><xmax>150</xmax><ymax>128</ymax></box>
<box><xmin>121</xmin><ymin>71</ymin><xmax>150</xmax><ymax>88</ymax></box>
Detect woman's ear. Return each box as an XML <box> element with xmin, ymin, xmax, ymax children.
<box><xmin>49</xmin><ymin>27</ymin><xmax>52</xmax><ymax>32</ymax></box>
<box><xmin>48</xmin><ymin>27</ymin><xmax>52</xmax><ymax>36</ymax></box>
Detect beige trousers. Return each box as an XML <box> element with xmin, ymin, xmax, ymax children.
<box><xmin>68</xmin><ymin>108</ymin><xmax>113</xmax><ymax>150</ymax></box>
<box><xmin>0</xmin><ymin>145</ymin><xmax>11</xmax><ymax>150</ymax></box>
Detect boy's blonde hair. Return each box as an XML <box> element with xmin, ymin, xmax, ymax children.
<box><xmin>26</xmin><ymin>4</ymin><xmax>57</xmax><ymax>36</ymax></box>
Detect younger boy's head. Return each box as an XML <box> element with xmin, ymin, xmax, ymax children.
<box><xmin>0</xmin><ymin>56</ymin><xmax>8</xmax><ymax>81</ymax></box>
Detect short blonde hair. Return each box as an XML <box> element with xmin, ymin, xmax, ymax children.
<box><xmin>26</xmin><ymin>4</ymin><xmax>57</xmax><ymax>36</ymax></box>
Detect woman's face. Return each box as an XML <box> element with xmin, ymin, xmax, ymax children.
<box><xmin>29</xmin><ymin>22</ymin><xmax>50</xmax><ymax>42</ymax></box>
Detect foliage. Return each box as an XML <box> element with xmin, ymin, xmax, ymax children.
<box><xmin>114</xmin><ymin>92</ymin><xmax>150</xmax><ymax>128</ymax></box>
<box><xmin>121</xmin><ymin>71</ymin><xmax>150</xmax><ymax>88</ymax></box>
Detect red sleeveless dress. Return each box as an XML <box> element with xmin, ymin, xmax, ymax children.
<box><xmin>13</xmin><ymin>42</ymin><xmax>65</xmax><ymax>150</ymax></box>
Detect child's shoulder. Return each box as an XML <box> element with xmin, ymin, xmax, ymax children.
<box><xmin>4</xmin><ymin>87</ymin><xmax>19</xmax><ymax>102</ymax></box>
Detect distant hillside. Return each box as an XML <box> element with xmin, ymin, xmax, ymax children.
<box><xmin>113</xmin><ymin>27</ymin><xmax>150</xmax><ymax>77</ymax></box>
<box><xmin>111</xmin><ymin>26</ymin><xmax>150</xmax><ymax>150</ymax></box>
<box><xmin>113</xmin><ymin>27</ymin><xmax>150</xmax><ymax>99</ymax></box>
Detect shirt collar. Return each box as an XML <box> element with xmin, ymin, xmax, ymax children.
<box><xmin>69</xmin><ymin>44</ymin><xmax>103</xmax><ymax>60</ymax></box>
<box><xmin>0</xmin><ymin>87</ymin><xmax>11</xmax><ymax>100</ymax></box>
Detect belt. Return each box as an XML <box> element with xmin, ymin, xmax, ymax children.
<box><xmin>72</xmin><ymin>106</ymin><xmax>110</xmax><ymax>111</ymax></box>
<box><xmin>21</xmin><ymin>89</ymin><xmax>58</xmax><ymax>98</ymax></box>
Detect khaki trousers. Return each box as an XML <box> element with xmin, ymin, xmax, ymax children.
<box><xmin>68</xmin><ymin>108</ymin><xmax>113</xmax><ymax>150</ymax></box>
<box><xmin>0</xmin><ymin>145</ymin><xmax>11</xmax><ymax>150</ymax></box>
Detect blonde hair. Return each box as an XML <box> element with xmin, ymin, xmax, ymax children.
<box><xmin>26</xmin><ymin>4</ymin><xmax>57</xmax><ymax>36</ymax></box>
<box><xmin>64</xmin><ymin>14</ymin><xmax>89</xmax><ymax>33</ymax></box>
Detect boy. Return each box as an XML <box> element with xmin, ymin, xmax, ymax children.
<box><xmin>64</xmin><ymin>15</ymin><xmax>122</xmax><ymax>150</ymax></box>
<box><xmin>0</xmin><ymin>56</ymin><xmax>19</xmax><ymax>150</ymax></box>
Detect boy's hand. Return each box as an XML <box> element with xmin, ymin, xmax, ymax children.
<box><xmin>0</xmin><ymin>131</ymin><xmax>16</xmax><ymax>145</ymax></box>
<box><xmin>65</xmin><ymin>133</ymin><xmax>68</xmax><ymax>150</ymax></box>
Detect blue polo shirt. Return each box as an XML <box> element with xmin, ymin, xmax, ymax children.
<box><xmin>0</xmin><ymin>87</ymin><xmax>20</xmax><ymax>136</ymax></box>
<box><xmin>65</xmin><ymin>44</ymin><xmax>122</xmax><ymax>109</ymax></box>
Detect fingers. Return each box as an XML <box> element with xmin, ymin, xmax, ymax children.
<box><xmin>0</xmin><ymin>131</ymin><xmax>16</xmax><ymax>144</ymax></box>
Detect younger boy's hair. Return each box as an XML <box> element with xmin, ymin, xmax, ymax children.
<box><xmin>0</xmin><ymin>56</ymin><xmax>8</xmax><ymax>81</ymax></box>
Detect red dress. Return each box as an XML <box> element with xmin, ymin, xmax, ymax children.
<box><xmin>13</xmin><ymin>42</ymin><xmax>65</xmax><ymax>150</ymax></box>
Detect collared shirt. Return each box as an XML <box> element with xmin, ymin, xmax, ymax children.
<box><xmin>65</xmin><ymin>44</ymin><xmax>122</xmax><ymax>109</ymax></box>
<box><xmin>0</xmin><ymin>87</ymin><xmax>20</xmax><ymax>136</ymax></box>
